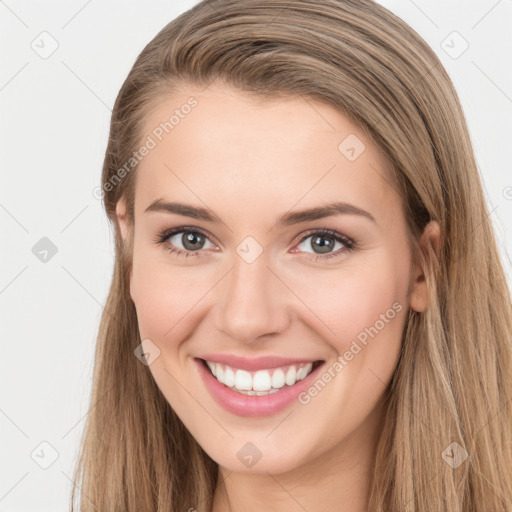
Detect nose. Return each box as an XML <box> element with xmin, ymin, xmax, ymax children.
<box><xmin>214</xmin><ymin>252</ymin><xmax>291</xmax><ymax>344</ymax></box>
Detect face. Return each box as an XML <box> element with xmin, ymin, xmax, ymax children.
<box><xmin>116</xmin><ymin>82</ymin><xmax>434</xmax><ymax>475</ymax></box>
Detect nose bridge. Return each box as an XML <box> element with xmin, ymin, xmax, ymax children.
<box><xmin>215</xmin><ymin>246</ymin><xmax>289</xmax><ymax>342</ymax></box>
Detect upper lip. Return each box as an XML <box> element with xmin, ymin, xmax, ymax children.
<box><xmin>198</xmin><ymin>354</ymin><xmax>323</xmax><ymax>371</ymax></box>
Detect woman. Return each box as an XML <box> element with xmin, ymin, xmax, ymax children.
<box><xmin>71</xmin><ymin>0</ymin><xmax>512</xmax><ymax>510</ymax></box>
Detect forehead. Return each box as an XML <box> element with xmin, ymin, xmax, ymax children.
<box><xmin>134</xmin><ymin>83</ymin><xmax>403</xmax><ymax>229</ymax></box>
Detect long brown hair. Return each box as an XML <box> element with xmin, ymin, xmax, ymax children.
<box><xmin>71</xmin><ymin>1</ymin><xmax>512</xmax><ymax>510</ymax></box>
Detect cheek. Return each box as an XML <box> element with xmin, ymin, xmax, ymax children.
<box><xmin>284</xmin><ymin>257</ymin><xmax>409</xmax><ymax>401</ymax></box>
<box><xmin>291</xmin><ymin>260</ymin><xmax>406</xmax><ymax>341</ymax></box>
<box><xmin>129</xmin><ymin>245</ymin><xmax>213</xmax><ymax>344</ymax></box>
<box><xmin>289</xmin><ymin>261</ymin><xmax>408</xmax><ymax>433</ymax></box>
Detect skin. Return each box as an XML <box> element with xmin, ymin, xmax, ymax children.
<box><xmin>116</xmin><ymin>82</ymin><xmax>440</xmax><ymax>512</ymax></box>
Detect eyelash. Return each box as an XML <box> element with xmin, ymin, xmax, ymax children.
<box><xmin>153</xmin><ymin>227</ymin><xmax>356</xmax><ymax>261</ymax></box>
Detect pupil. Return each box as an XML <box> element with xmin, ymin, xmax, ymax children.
<box><xmin>183</xmin><ymin>232</ymin><xmax>204</xmax><ymax>250</ymax></box>
<box><xmin>313</xmin><ymin>235</ymin><xmax>333</xmax><ymax>254</ymax></box>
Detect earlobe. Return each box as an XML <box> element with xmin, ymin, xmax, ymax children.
<box><xmin>409</xmin><ymin>220</ymin><xmax>441</xmax><ymax>313</ymax></box>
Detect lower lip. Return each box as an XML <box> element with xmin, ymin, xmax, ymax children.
<box><xmin>194</xmin><ymin>358</ymin><xmax>325</xmax><ymax>417</ymax></box>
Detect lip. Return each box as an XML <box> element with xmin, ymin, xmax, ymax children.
<box><xmin>199</xmin><ymin>353</ymin><xmax>320</xmax><ymax>371</ymax></box>
<box><xmin>194</xmin><ymin>357</ymin><xmax>325</xmax><ymax>417</ymax></box>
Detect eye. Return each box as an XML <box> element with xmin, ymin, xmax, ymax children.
<box><xmin>292</xmin><ymin>229</ymin><xmax>355</xmax><ymax>260</ymax></box>
<box><xmin>154</xmin><ymin>227</ymin><xmax>217</xmax><ymax>258</ymax></box>
<box><xmin>154</xmin><ymin>227</ymin><xmax>356</xmax><ymax>261</ymax></box>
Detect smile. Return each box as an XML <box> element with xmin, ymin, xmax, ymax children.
<box><xmin>201</xmin><ymin>359</ymin><xmax>323</xmax><ymax>395</ymax></box>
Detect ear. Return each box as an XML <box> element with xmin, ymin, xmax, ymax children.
<box><xmin>115</xmin><ymin>196</ymin><xmax>129</xmax><ymax>242</ymax></box>
<box><xmin>409</xmin><ymin>220</ymin><xmax>441</xmax><ymax>313</ymax></box>
<box><xmin>115</xmin><ymin>196</ymin><xmax>135</xmax><ymax>301</ymax></box>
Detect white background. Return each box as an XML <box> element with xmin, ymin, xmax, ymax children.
<box><xmin>1</xmin><ymin>1</ymin><xmax>511</xmax><ymax>510</ymax></box>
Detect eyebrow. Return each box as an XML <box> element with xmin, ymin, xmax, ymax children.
<box><xmin>144</xmin><ymin>199</ymin><xmax>377</xmax><ymax>228</ymax></box>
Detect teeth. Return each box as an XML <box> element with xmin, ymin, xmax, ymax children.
<box><xmin>235</xmin><ymin>369</ymin><xmax>252</xmax><ymax>391</ymax></box>
<box><xmin>206</xmin><ymin>360</ymin><xmax>216</xmax><ymax>377</ymax></box>
<box><xmin>271</xmin><ymin>368</ymin><xmax>285</xmax><ymax>389</ymax></box>
<box><xmin>253</xmin><ymin>370</ymin><xmax>272</xmax><ymax>391</ymax></box>
<box><xmin>216</xmin><ymin>365</ymin><xmax>225</xmax><ymax>383</ymax></box>
<box><xmin>297</xmin><ymin>365</ymin><xmax>308</xmax><ymax>380</ymax></box>
<box><xmin>285</xmin><ymin>365</ymin><xmax>296</xmax><ymax>386</ymax></box>
<box><xmin>224</xmin><ymin>366</ymin><xmax>235</xmax><ymax>387</ymax></box>
<box><xmin>205</xmin><ymin>360</ymin><xmax>315</xmax><ymax>393</ymax></box>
